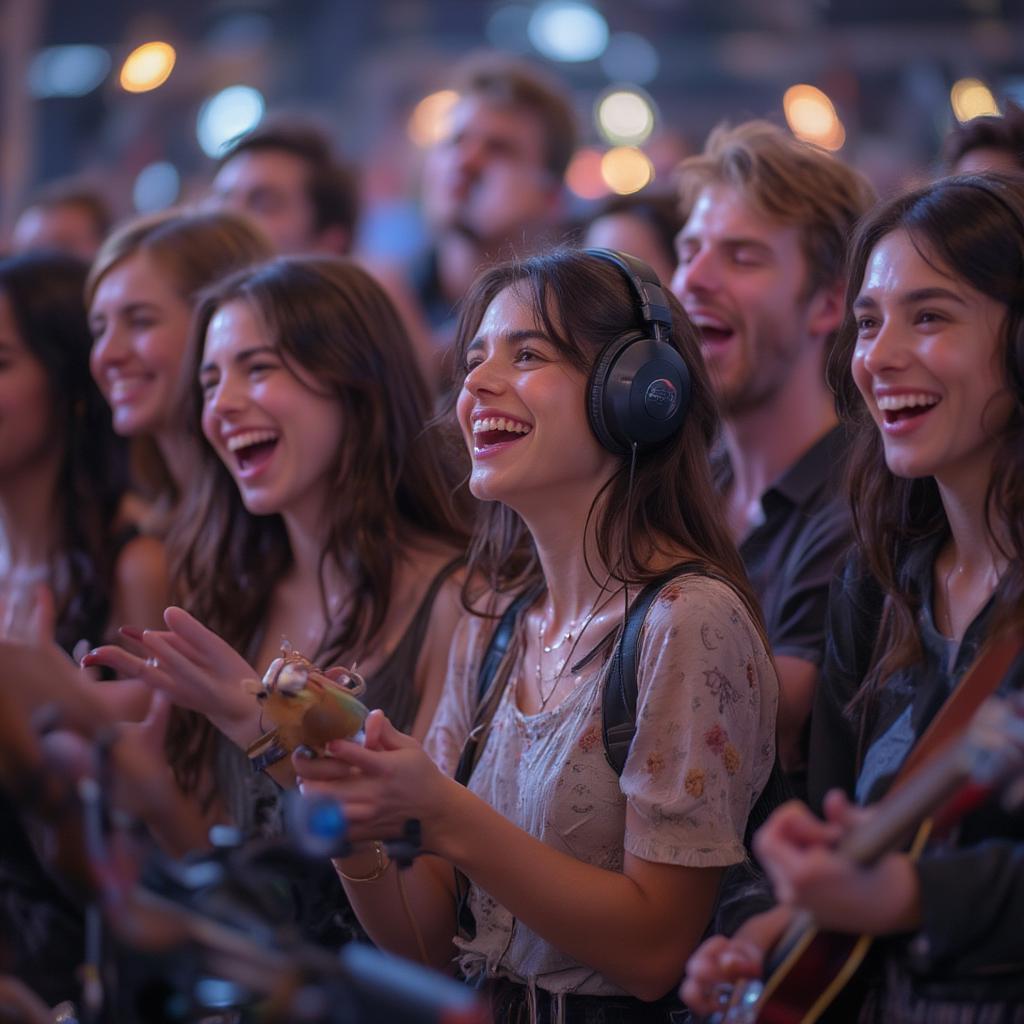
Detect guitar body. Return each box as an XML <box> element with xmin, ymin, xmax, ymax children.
<box><xmin>754</xmin><ymin>928</ymin><xmax>871</xmax><ymax>1024</ymax></box>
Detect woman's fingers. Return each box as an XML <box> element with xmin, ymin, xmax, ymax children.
<box><xmin>680</xmin><ymin>934</ymin><xmax>763</xmax><ymax>1015</ymax></box>
<box><xmin>82</xmin><ymin>644</ymin><xmax>146</xmax><ymax>678</ymax></box>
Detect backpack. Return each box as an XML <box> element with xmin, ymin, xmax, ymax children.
<box><xmin>455</xmin><ymin>564</ymin><xmax>791</xmax><ymax>853</ymax></box>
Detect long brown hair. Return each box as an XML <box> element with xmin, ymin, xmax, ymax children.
<box><xmin>829</xmin><ymin>174</ymin><xmax>1024</xmax><ymax>705</ymax></box>
<box><xmin>86</xmin><ymin>209</ymin><xmax>272</xmax><ymax>518</ymax></box>
<box><xmin>167</xmin><ymin>256</ymin><xmax>468</xmax><ymax>797</ymax></box>
<box><xmin>0</xmin><ymin>252</ymin><xmax>127</xmax><ymax>651</ymax></box>
<box><xmin>450</xmin><ymin>247</ymin><xmax>763</xmax><ymax>629</ymax></box>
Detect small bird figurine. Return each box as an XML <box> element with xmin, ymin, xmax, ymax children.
<box><xmin>244</xmin><ymin>641</ymin><xmax>370</xmax><ymax>767</ymax></box>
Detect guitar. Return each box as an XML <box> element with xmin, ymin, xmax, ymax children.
<box><xmin>712</xmin><ymin>693</ymin><xmax>1024</xmax><ymax>1024</ymax></box>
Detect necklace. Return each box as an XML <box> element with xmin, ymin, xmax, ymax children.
<box><xmin>535</xmin><ymin>604</ymin><xmax>597</xmax><ymax>711</ymax></box>
<box><xmin>532</xmin><ymin>586</ymin><xmax>626</xmax><ymax>712</ymax></box>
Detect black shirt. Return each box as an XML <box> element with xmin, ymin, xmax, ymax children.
<box><xmin>809</xmin><ymin>544</ymin><xmax>1024</xmax><ymax>1008</ymax></box>
<box><xmin>722</xmin><ymin>425</ymin><xmax>853</xmax><ymax>668</ymax></box>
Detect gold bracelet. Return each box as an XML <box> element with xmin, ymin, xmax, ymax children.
<box><xmin>336</xmin><ymin>840</ymin><xmax>390</xmax><ymax>883</ymax></box>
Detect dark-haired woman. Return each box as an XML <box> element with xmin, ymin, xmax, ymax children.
<box><xmin>682</xmin><ymin>174</ymin><xmax>1024</xmax><ymax>1022</ymax></box>
<box><xmin>0</xmin><ymin>251</ymin><xmax>166</xmax><ymax>678</ymax></box>
<box><xmin>295</xmin><ymin>249</ymin><xmax>778</xmax><ymax>1022</ymax></box>
<box><xmin>0</xmin><ymin>250</ymin><xmax>170</xmax><ymax>1006</ymax></box>
<box><xmin>89</xmin><ymin>256</ymin><xmax>468</xmax><ymax>849</ymax></box>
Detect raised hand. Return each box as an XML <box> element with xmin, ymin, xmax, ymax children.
<box><xmin>84</xmin><ymin>606</ymin><xmax>262</xmax><ymax>748</ymax></box>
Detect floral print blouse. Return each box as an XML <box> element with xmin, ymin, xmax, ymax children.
<box><xmin>426</xmin><ymin>574</ymin><xmax>778</xmax><ymax>1000</ymax></box>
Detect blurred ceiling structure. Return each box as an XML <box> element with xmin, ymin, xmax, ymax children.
<box><xmin>2</xmin><ymin>0</ymin><xmax>1023</xmax><ymax>230</ymax></box>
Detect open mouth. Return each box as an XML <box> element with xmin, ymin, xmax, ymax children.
<box><xmin>690</xmin><ymin>314</ymin><xmax>735</xmax><ymax>346</ymax></box>
<box><xmin>226</xmin><ymin>428</ymin><xmax>280</xmax><ymax>473</ymax></box>
<box><xmin>471</xmin><ymin>416</ymin><xmax>532</xmax><ymax>453</ymax></box>
<box><xmin>877</xmin><ymin>392</ymin><xmax>941</xmax><ymax>426</ymax></box>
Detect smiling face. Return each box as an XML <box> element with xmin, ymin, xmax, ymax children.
<box><xmin>199</xmin><ymin>299</ymin><xmax>344</xmax><ymax>522</ymax></box>
<box><xmin>0</xmin><ymin>292</ymin><xmax>57</xmax><ymax>482</ymax></box>
<box><xmin>89</xmin><ymin>251</ymin><xmax>193</xmax><ymax>437</ymax></box>
<box><xmin>671</xmin><ymin>183</ymin><xmax>835</xmax><ymax>416</ymax></box>
<box><xmin>851</xmin><ymin>229</ymin><xmax>1013</xmax><ymax>486</ymax></box>
<box><xmin>455</xmin><ymin>284</ymin><xmax>618</xmax><ymax>511</ymax></box>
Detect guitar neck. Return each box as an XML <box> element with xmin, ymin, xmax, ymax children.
<box><xmin>837</xmin><ymin>741</ymin><xmax>972</xmax><ymax>865</ymax></box>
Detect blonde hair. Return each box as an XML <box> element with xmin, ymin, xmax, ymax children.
<box><xmin>676</xmin><ymin>120</ymin><xmax>876</xmax><ymax>297</ymax></box>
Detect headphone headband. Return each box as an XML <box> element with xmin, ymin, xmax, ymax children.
<box><xmin>584</xmin><ymin>248</ymin><xmax>673</xmax><ymax>343</ymax></box>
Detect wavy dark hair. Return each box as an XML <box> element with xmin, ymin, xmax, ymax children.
<box><xmin>0</xmin><ymin>251</ymin><xmax>128</xmax><ymax>651</ymax></box>
<box><xmin>828</xmin><ymin>174</ymin><xmax>1024</xmax><ymax>705</ymax></box>
<box><xmin>449</xmin><ymin>247</ymin><xmax>763</xmax><ymax>631</ymax></box>
<box><xmin>166</xmin><ymin>256</ymin><xmax>468</xmax><ymax>797</ymax></box>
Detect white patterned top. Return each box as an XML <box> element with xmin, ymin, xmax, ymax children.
<box><xmin>426</xmin><ymin>574</ymin><xmax>778</xmax><ymax>1000</ymax></box>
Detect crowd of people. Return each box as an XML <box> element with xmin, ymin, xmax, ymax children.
<box><xmin>1</xmin><ymin>50</ymin><xmax>1023</xmax><ymax>1024</ymax></box>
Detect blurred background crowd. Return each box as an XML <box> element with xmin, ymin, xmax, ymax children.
<box><xmin>2</xmin><ymin>0</ymin><xmax>1023</xmax><ymax>263</ymax></box>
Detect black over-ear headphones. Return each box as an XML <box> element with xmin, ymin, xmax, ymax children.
<box><xmin>584</xmin><ymin>248</ymin><xmax>691</xmax><ymax>456</ymax></box>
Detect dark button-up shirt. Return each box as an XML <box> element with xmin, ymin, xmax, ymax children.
<box><xmin>721</xmin><ymin>425</ymin><xmax>853</xmax><ymax>667</ymax></box>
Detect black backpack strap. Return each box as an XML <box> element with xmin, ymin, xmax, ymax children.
<box><xmin>453</xmin><ymin>585</ymin><xmax>541</xmax><ymax>788</ymax></box>
<box><xmin>603</xmin><ymin>562</ymin><xmax>707</xmax><ymax>775</ymax></box>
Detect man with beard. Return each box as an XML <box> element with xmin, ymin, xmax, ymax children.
<box><xmin>670</xmin><ymin>121</ymin><xmax>876</xmax><ymax>791</ymax></box>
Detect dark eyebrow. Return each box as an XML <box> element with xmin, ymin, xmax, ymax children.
<box><xmin>853</xmin><ymin>286</ymin><xmax>968</xmax><ymax>311</ymax></box>
<box><xmin>199</xmin><ymin>345</ymin><xmax>277</xmax><ymax>376</ymax></box>
<box><xmin>466</xmin><ymin>328</ymin><xmax>554</xmax><ymax>353</ymax></box>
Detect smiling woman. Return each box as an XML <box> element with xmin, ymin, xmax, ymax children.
<box><xmin>86</xmin><ymin>209</ymin><xmax>272</xmax><ymax>536</ymax></box>
<box><xmin>681</xmin><ymin>174</ymin><xmax>1024</xmax><ymax>1023</ymax></box>
<box><xmin>299</xmin><ymin>248</ymin><xmax>779</xmax><ymax>1024</ymax></box>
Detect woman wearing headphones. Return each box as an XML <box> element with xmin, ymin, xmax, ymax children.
<box><xmin>681</xmin><ymin>176</ymin><xmax>1024</xmax><ymax>1022</ymax></box>
<box><xmin>296</xmin><ymin>248</ymin><xmax>778</xmax><ymax>1022</ymax></box>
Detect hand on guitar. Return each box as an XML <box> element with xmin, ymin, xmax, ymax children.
<box><xmin>680</xmin><ymin>905</ymin><xmax>793</xmax><ymax>1016</ymax></box>
<box><xmin>754</xmin><ymin>792</ymin><xmax>921</xmax><ymax>935</ymax></box>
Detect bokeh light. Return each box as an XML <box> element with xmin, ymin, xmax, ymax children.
<box><xmin>566</xmin><ymin>148</ymin><xmax>609</xmax><ymax>200</ymax></box>
<box><xmin>29</xmin><ymin>46</ymin><xmax>111</xmax><ymax>99</ymax></box>
<box><xmin>783</xmin><ymin>84</ymin><xmax>846</xmax><ymax>151</ymax></box>
<box><xmin>119</xmin><ymin>41</ymin><xmax>177</xmax><ymax>94</ymax></box>
<box><xmin>596</xmin><ymin>88</ymin><xmax>656</xmax><ymax>146</ymax></box>
<box><xmin>196</xmin><ymin>85</ymin><xmax>265</xmax><ymax>158</ymax></box>
<box><xmin>950</xmin><ymin>78</ymin><xmax>999</xmax><ymax>123</ymax></box>
<box><xmin>528</xmin><ymin>2</ymin><xmax>609</xmax><ymax>63</ymax></box>
<box><xmin>408</xmin><ymin>89</ymin><xmax>460</xmax><ymax>147</ymax></box>
<box><xmin>600</xmin><ymin>147</ymin><xmax>654</xmax><ymax>195</ymax></box>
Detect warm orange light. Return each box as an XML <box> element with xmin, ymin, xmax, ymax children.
<box><xmin>783</xmin><ymin>84</ymin><xmax>846</xmax><ymax>151</ymax></box>
<box><xmin>600</xmin><ymin>147</ymin><xmax>653</xmax><ymax>195</ymax></box>
<box><xmin>120</xmin><ymin>41</ymin><xmax>176</xmax><ymax>93</ymax></box>
<box><xmin>408</xmin><ymin>90</ymin><xmax>459</xmax><ymax>147</ymax></box>
<box><xmin>950</xmin><ymin>78</ymin><xmax>999</xmax><ymax>123</ymax></box>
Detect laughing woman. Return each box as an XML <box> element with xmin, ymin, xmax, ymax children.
<box><xmin>294</xmin><ymin>248</ymin><xmax>778</xmax><ymax>1022</ymax></box>
<box><xmin>682</xmin><ymin>175</ymin><xmax>1024</xmax><ymax>1023</ymax></box>
<box><xmin>88</xmin><ymin>256</ymin><xmax>468</xmax><ymax>846</ymax></box>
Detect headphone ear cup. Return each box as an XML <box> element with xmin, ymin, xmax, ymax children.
<box><xmin>588</xmin><ymin>332</ymin><xmax>691</xmax><ymax>455</ymax></box>
<box><xmin>587</xmin><ymin>331</ymin><xmax>645</xmax><ymax>455</ymax></box>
